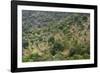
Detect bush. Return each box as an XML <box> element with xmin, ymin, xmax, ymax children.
<box><xmin>22</xmin><ymin>12</ymin><xmax>90</xmax><ymax>62</ymax></box>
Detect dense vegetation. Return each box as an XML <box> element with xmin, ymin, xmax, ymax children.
<box><xmin>22</xmin><ymin>10</ymin><xmax>90</xmax><ymax>62</ymax></box>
